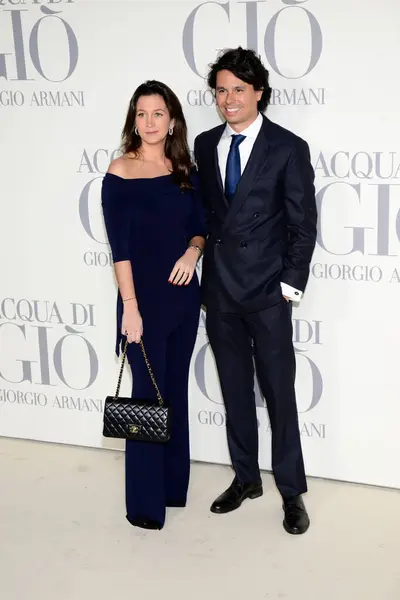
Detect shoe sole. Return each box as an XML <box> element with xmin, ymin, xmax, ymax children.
<box><xmin>249</xmin><ymin>489</ymin><xmax>263</xmax><ymax>500</ymax></box>
<box><xmin>210</xmin><ymin>488</ymin><xmax>263</xmax><ymax>514</ymax></box>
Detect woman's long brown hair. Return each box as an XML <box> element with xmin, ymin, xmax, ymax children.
<box><xmin>121</xmin><ymin>80</ymin><xmax>193</xmax><ymax>189</ymax></box>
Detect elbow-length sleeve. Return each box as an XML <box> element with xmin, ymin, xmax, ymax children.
<box><xmin>186</xmin><ymin>168</ymin><xmax>206</xmax><ymax>241</ymax></box>
<box><xmin>101</xmin><ymin>174</ymin><xmax>131</xmax><ymax>263</ymax></box>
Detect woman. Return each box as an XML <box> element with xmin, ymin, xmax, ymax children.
<box><xmin>101</xmin><ymin>80</ymin><xmax>205</xmax><ymax>530</ymax></box>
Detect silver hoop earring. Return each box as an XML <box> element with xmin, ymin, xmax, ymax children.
<box><xmin>168</xmin><ymin>127</ymin><xmax>174</xmax><ymax>136</ymax></box>
<box><xmin>134</xmin><ymin>127</ymin><xmax>139</xmax><ymax>135</ymax></box>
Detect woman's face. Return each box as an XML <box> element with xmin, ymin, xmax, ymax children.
<box><xmin>135</xmin><ymin>94</ymin><xmax>174</xmax><ymax>145</ymax></box>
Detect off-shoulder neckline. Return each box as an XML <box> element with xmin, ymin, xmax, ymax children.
<box><xmin>104</xmin><ymin>172</ymin><xmax>173</xmax><ymax>181</ymax></box>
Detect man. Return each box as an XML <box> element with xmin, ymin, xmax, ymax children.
<box><xmin>194</xmin><ymin>47</ymin><xmax>317</xmax><ymax>535</ymax></box>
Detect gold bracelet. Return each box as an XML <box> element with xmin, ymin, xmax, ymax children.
<box><xmin>122</xmin><ymin>296</ymin><xmax>136</xmax><ymax>303</ymax></box>
<box><xmin>188</xmin><ymin>244</ymin><xmax>203</xmax><ymax>258</ymax></box>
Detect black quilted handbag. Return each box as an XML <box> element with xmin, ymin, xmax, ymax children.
<box><xmin>103</xmin><ymin>339</ymin><xmax>170</xmax><ymax>443</ymax></box>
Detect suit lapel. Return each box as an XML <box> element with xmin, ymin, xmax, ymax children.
<box><xmin>209</xmin><ymin>125</ymin><xmax>228</xmax><ymax>213</ymax></box>
<box><xmin>223</xmin><ymin>118</ymin><xmax>270</xmax><ymax>230</ymax></box>
<box><xmin>213</xmin><ymin>144</ymin><xmax>226</xmax><ymax>205</ymax></box>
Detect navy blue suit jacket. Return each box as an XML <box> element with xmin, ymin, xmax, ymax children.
<box><xmin>194</xmin><ymin>115</ymin><xmax>318</xmax><ymax>313</ymax></box>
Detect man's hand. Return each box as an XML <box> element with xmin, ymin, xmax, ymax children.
<box><xmin>283</xmin><ymin>295</ymin><xmax>290</xmax><ymax>302</ymax></box>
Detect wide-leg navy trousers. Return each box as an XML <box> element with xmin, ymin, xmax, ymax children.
<box><xmin>125</xmin><ymin>306</ymin><xmax>200</xmax><ymax>529</ymax></box>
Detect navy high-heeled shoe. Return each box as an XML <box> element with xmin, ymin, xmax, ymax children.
<box><xmin>126</xmin><ymin>515</ymin><xmax>162</xmax><ymax>530</ymax></box>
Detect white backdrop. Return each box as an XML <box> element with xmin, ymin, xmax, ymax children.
<box><xmin>1</xmin><ymin>0</ymin><xmax>399</xmax><ymax>489</ymax></box>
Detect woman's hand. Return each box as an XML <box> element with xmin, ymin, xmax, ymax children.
<box><xmin>168</xmin><ymin>248</ymin><xmax>199</xmax><ymax>286</ymax></box>
<box><xmin>121</xmin><ymin>302</ymin><xmax>143</xmax><ymax>343</ymax></box>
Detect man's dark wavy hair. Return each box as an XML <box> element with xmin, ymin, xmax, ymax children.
<box><xmin>207</xmin><ymin>47</ymin><xmax>272</xmax><ymax>113</ymax></box>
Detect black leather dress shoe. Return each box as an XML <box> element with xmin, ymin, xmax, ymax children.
<box><xmin>210</xmin><ymin>478</ymin><xmax>263</xmax><ymax>514</ymax></box>
<box><xmin>282</xmin><ymin>495</ymin><xmax>310</xmax><ymax>535</ymax></box>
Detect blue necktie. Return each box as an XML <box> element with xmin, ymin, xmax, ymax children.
<box><xmin>225</xmin><ymin>134</ymin><xmax>246</xmax><ymax>203</ymax></box>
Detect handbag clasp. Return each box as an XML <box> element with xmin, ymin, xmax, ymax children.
<box><xmin>129</xmin><ymin>424</ymin><xmax>141</xmax><ymax>434</ymax></box>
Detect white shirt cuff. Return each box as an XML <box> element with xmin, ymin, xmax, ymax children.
<box><xmin>280</xmin><ymin>282</ymin><xmax>303</xmax><ymax>301</ymax></box>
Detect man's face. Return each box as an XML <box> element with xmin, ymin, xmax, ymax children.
<box><xmin>215</xmin><ymin>70</ymin><xmax>262</xmax><ymax>132</ymax></box>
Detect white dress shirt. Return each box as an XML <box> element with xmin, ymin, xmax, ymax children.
<box><xmin>217</xmin><ymin>113</ymin><xmax>302</xmax><ymax>302</ymax></box>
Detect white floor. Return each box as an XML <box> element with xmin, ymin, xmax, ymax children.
<box><xmin>1</xmin><ymin>437</ymin><xmax>399</xmax><ymax>600</ymax></box>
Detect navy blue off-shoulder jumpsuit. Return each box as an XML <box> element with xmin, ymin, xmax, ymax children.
<box><xmin>101</xmin><ymin>169</ymin><xmax>205</xmax><ymax>529</ymax></box>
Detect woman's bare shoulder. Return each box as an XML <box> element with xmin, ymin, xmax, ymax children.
<box><xmin>107</xmin><ymin>154</ymin><xmax>138</xmax><ymax>178</ymax></box>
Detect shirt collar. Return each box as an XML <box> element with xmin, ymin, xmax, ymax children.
<box><xmin>222</xmin><ymin>112</ymin><xmax>263</xmax><ymax>140</ymax></box>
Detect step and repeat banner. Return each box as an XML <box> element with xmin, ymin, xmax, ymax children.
<box><xmin>1</xmin><ymin>0</ymin><xmax>399</xmax><ymax>489</ymax></box>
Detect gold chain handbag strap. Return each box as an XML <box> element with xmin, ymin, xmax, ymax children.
<box><xmin>114</xmin><ymin>339</ymin><xmax>163</xmax><ymax>406</ymax></box>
